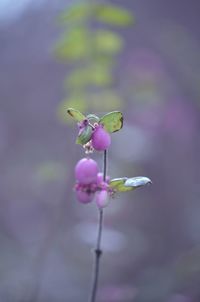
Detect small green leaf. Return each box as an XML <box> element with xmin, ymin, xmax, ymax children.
<box><xmin>67</xmin><ymin>108</ymin><xmax>86</xmax><ymax>122</ymax></box>
<box><xmin>109</xmin><ymin>177</ymin><xmax>133</xmax><ymax>192</ymax></box>
<box><xmin>124</xmin><ymin>177</ymin><xmax>152</xmax><ymax>188</ymax></box>
<box><xmin>109</xmin><ymin>176</ymin><xmax>152</xmax><ymax>192</ymax></box>
<box><xmin>76</xmin><ymin>124</ymin><xmax>93</xmax><ymax>145</ymax></box>
<box><xmin>109</xmin><ymin>177</ymin><xmax>127</xmax><ymax>188</ymax></box>
<box><xmin>118</xmin><ymin>184</ymin><xmax>134</xmax><ymax>192</ymax></box>
<box><xmin>100</xmin><ymin>111</ymin><xmax>123</xmax><ymax>133</ymax></box>
<box><xmin>57</xmin><ymin>97</ymin><xmax>87</xmax><ymax>124</ymax></box>
<box><xmin>96</xmin><ymin>4</ymin><xmax>134</xmax><ymax>26</ymax></box>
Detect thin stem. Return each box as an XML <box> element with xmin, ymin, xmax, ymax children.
<box><xmin>103</xmin><ymin>150</ymin><xmax>107</xmax><ymax>182</ymax></box>
<box><xmin>89</xmin><ymin>150</ymin><xmax>107</xmax><ymax>302</ymax></box>
<box><xmin>89</xmin><ymin>209</ymin><xmax>103</xmax><ymax>302</ymax></box>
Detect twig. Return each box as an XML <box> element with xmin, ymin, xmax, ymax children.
<box><xmin>89</xmin><ymin>150</ymin><xmax>107</xmax><ymax>302</ymax></box>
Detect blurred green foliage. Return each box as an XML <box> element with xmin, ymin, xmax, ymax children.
<box><xmin>55</xmin><ymin>0</ymin><xmax>134</xmax><ymax>122</ymax></box>
<box><xmin>58</xmin><ymin>3</ymin><xmax>134</xmax><ymax>26</ymax></box>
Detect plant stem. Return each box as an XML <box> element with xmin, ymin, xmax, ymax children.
<box><xmin>89</xmin><ymin>150</ymin><xmax>107</xmax><ymax>302</ymax></box>
<box><xmin>89</xmin><ymin>209</ymin><xmax>103</xmax><ymax>302</ymax></box>
<box><xmin>103</xmin><ymin>150</ymin><xmax>107</xmax><ymax>182</ymax></box>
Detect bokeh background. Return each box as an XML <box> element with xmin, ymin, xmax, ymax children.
<box><xmin>1</xmin><ymin>0</ymin><xmax>200</xmax><ymax>301</ymax></box>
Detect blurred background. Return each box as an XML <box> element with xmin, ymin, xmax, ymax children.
<box><xmin>0</xmin><ymin>0</ymin><xmax>200</xmax><ymax>301</ymax></box>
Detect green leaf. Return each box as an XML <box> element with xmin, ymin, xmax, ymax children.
<box><xmin>100</xmin><ymin>111</ymin><xmax>123</xmax><ymax>133</ymax></box>
<box><xmin>96</xmin><ymin>4</ymin><xmax>134</xmax><ymax>26</ymax></box>
<box><xmin>124</xmin><ymin>177</ymin><xmax>152</xmax><ymax>188</ymax></box>
<box><xmin>76</xmin><ymin>124</ymin><xmax>93</xmax><ymax>145</ymax></box>
<box><xmin>95</xmin><ymin>30</ymin><xmax>123</xmax><ymax>54</ymax></box>
<box><xmin>67</xmin><ymin>108</ymin><xmax>86</xmax><ymax>122</ymax></box>
<box><xmin>109</xmin><ymin>177</ymin><xmax>133</xmax><ymax>192</ymax></box>
<box><xmin>109</xmin><ymin>177</ymin><xmax>127</xmax><ymax>188</ymax></box>
<box><xmin>57</xmin><ymin>91</ymin><xmax>123</xmax><ymax>125</ymax></box>
<box><xmin>109</xmin><ymin>176</ymin><xmax>152</xmax><ymax>192</ymax></box>
<box><xmin>57</xmin><ymin>97</ymin><xmax>87</xmax><ymax>124</ymax></box>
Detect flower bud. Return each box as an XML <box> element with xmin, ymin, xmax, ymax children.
<box><xmin>92</xmin><ymin>125</ymin><xmax>111</xmax><ymax>151</ymax></box>
<box><xmin>75</xmin><ymin>158</ymin><xmax>99</xmax><ymax>184</ymax></box>
<box><xmin>95</xmin><ymin>190</ymin><xmax>109</xmax><ymax>208</ymax></box>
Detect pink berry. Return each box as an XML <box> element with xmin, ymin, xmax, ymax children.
<box><xmin>92</xmin><ymin>125</ymin><xmax>111</xmax><ymax>151</ymax></box>
<box><xmin>95</xmin><ymin>190</ymin><xmax>109</xmax><ymax>208</ymax></box>
<box><xmin>76</xmin><ymin>190</ymin><xmax>94</xmax><ymax>204</ymax></box>
<box><xmin>75</xmin><ymin>158</ymin><xmax>99</xmax><ymax>184</ymax></box>
<box><xmin>97</xmin><ymin>172</ymin><xmax>110</xmax><ymax>184</ymax></box>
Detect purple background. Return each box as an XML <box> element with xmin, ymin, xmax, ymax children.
<box><xmin>0</xmin><ymin>0</ymin><xmax>200</xmax><ymax>301</ymax></box>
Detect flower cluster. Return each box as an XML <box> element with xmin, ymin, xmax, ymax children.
<box><xmin>77</xmin><ymin>119</ymin><xmax>111</xmax><ymax>152</ymax></box>
<box><xmin>74</xmin><ymin>158</ymin><xmax>111</xmax><ymax>208</ymax></box>
<box><xmin>68</xmin><ymin>108</ymin><xmax>151</xmax><ymax>209</ymax></box>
